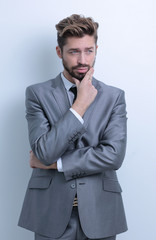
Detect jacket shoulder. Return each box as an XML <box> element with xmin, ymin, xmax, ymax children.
<box><xmin>94</xmin><ymin>78</ymin><xmax>125</xmax><ymax>96</ymax></box>
<box><xmin>26</xmin><ymin>79</ymin><xmax>52</xmax><ymax>92</ymax></box>
<box><xmin>25</xmin><ymin>74</ymin><xmax>61</xmax><ymax>95</ymax></box>
<box><xmin>27</xmin><ymin>74</ymin><xmax>61</xmax><ymax>90</ymax></box>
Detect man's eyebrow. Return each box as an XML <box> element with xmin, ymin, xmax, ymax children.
<box><xmin>68</xmin><ymin>48</ymin><xmax>79</xmax><ymax>51</ymax></box>
<box><xmin>85</xmin><ymin>47</ymin><xmax>94</xmax><ymax>49</ymax></box>
<box><xmin>68</xmin><ymin>47</ymin><xmax>94</xmax><ymax>51</ymax></box>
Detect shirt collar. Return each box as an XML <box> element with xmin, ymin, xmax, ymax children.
<box><xmin>61</xmin><ymin>72</ymin><xmax>75</xmax><ymax>91</ymax></box>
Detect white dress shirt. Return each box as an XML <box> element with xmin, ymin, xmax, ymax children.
<box><xmin>57</xmin><ymin>73</ymin><xmax>84</xmax><ymax>172</ymax></box>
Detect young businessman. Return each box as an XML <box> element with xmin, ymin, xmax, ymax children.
<box><xmin>18</xmin><ymin>14</ymin><xmax>128</xmax><ymax>240</ymax></box>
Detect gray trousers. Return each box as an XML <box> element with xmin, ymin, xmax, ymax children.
<box><xmin>35</xmin><ymin>207</ymin><xmax>116</xmax><ymax>240</ymax></box>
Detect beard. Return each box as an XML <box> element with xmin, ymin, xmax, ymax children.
<box><xmin>62</xmin><ymin>58</ymin><xmax>96</xmax><ymax>81</ymax></box>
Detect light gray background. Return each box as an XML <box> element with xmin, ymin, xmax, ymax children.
<box><xmin>0</xmin><ymin>0</ymin><xmax>156</xmax><ymax>239</ymax></box>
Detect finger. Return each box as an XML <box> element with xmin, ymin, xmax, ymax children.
<box><xmin>87</xmin><ymin>67</ymin><xmax>94</xmax><ymax>76</ymax></box>
<box><xmin>84</xmin><ymin>68</ymin><xmax>94</xmax><ymax>81</ymax></box>
<box><xmin>72</xmin><ymin>77</ymin><xmax>80</xmax><ymax>88</ymax></box>
<box><xmin>30</xmin><ymin>162</ymin><xmax>35</xmax><ymax>168</ymax></box>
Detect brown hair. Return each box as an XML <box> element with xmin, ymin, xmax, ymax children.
<box><xmin>55</xmin><ymin>14</ymin><xmax>99</xmax><ymax>50</ymax></box>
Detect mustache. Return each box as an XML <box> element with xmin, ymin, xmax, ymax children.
<box><xmin>72</xmin><ymin>64</ymin><xmax>90</xmax><ymax>70</ymax></box>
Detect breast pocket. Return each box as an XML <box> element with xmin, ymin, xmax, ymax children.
<box><xmin>103</xmin><ymin>178</ymin><xmax>122</xmax><ymax>193</ymax></box>
<box><xmin>28</xmin><ymin>176</ymin><xmax>53</xmax><ymax>189</ymax></box>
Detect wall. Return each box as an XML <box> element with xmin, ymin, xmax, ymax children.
<box><xmin>1</xmin><ymin>0</ymin><xmax>156</xmax><ymax>239</ymax></box>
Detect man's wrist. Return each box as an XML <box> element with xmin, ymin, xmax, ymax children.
<box><xmin>46</xmin><ymin>162</ymin><xmax>57</xmax><ymax>170</ymax></box>
<box><xmin>72</xmin><ymin>101</ymin><xmax>87</xmax><ymax>117</ymax></box>
<box><xmin>70</xmin><ymin>108</ymin><xmax>84</xmax><ymax>124</ymax></box>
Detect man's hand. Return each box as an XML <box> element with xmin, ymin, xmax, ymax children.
<box><xmin>72</xmin><ymin>68</ymin><xmax>98</xmax><ymax>117</ymax></box>
<box><xmin>29</xmin><ymin>151</ymin><xmax>57</xmax><ymax>169</ymax></box>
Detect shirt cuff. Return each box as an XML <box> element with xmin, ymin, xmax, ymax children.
<box><xmin>70</xmin><ymin>108</ymin><xmax>84</xmax><ymax>124</ymax></box>
<box><xmin>57</xmin><ymin>158</ymin><xmax>63</xmax><ymax>172</ymax></box>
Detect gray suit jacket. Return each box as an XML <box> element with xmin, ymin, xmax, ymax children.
<box><xmin>18</xmin><ymin>74</ymin><xmax>128</xmax><ymax>239</ymax></box>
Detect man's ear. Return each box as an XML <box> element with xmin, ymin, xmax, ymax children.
<box><xmin>95</xmin><ymin>45</ymin><xmax>98</xmax><ymax>54</ymax></box>
<box><xmin>56</xmin><ymin>46</ymin><xmax>62</xmax><ymax>58</ymax></box>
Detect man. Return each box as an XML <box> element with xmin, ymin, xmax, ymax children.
<box><xmin>18</xmin><ymin>14</ymin><xmax>128</xmax><ymax>240</ymax></box>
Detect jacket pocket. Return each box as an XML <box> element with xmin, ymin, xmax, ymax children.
<box><xmin>103</xmin><ymin>178</ymin><xmax>122</xmax><ymax>193</ymax></box>
<box><xmin>28</xmin><ymin>176</ymin><xmax>53</xmax><ymax>189</ymax></box>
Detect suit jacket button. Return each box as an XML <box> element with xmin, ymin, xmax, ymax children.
<box><xmin>70</xmin><ymin>183</ymin><xmax>76</xmax><ymax>189</ymax></box>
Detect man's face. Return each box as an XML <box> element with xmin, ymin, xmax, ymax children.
<box><xmin>56</xmin><ymin>35</ymin><xmax>98</xmax><ymax>82</ymax></box>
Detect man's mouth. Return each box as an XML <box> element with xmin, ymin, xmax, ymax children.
<box><xmin>76</xmin><ymin>67</ymin><xmax>88</xmax><ymax>73</ymax></box>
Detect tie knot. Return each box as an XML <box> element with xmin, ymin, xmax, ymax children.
<box><xmin>69</xmin><ymin>86</ymin><xmax>77</xmax><ymax>102</ymax></box>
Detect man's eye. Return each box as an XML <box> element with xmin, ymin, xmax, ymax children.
<box><xmin>86</xmin><ymin>49</ymin><xmax>93</xmax><ymax>53</ymax></box>
<box><xmin>69</xmin><ymin>50</ymin><xmax>78</xmax><ymax>54</ymax></box>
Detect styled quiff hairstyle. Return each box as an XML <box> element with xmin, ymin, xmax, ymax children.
<box><xmin>55</xmin><ymin>14</ymin><xmax>99</xmax><ymax>50</ymax></box>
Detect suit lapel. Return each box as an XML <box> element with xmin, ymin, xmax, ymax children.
<box><xmin>51</xmin><ymin>74</ymin><xmax>70</xmax><ymax>116</ymax></box>
<box><xmin>83</xmin><ymin>78</ymin><xmax>102</xmax><ymax>128</ymax></box>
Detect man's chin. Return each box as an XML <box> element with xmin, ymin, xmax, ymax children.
<box><xmin>72</xmin><ymin>73</ymin><xmax>86</xmax><ymax>81</ymax></box>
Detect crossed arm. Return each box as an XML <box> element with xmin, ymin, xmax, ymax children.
<box><xmin>29</xmin><ymin>91</ymin><xmax>127</xmax><ymax>181</ymax></box>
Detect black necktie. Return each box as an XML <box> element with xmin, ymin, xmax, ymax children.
<box><xmin>69</xmin><ymin>86</ymin><xmax>77</xmax><ymax>103</ymax></box>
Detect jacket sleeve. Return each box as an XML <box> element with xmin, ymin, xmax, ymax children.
<box><xmin>62</xmin><ymin>90</ymin><xmax>127</xmax><ymax>181</ymax></box>
<box><xmin>25</xmin><ymin>86</ymin><xmax>86</xmax><ymax>165</ymax></box>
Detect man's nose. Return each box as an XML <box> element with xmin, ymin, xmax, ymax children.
<box><xmin>78</xmin><ymin>52</ymin><xmax>86</xmax><ymax>65</ymax></box>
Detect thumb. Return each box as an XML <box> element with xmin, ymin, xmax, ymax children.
<box><xmin>72</xmin><ymin>78</ymin><xmax>80</xmax><ymax>88</ymax></box>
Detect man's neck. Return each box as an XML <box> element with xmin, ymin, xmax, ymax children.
<box><xmin>63</xmin><ymin>70</ymin><xmax>75</xmax><ymax>84</ymax></box>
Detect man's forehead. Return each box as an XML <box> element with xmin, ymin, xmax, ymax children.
<box><xmin>64</xmin><ymin>35</ymin><xmax>96</xmax><ymax>49</ymax></box>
